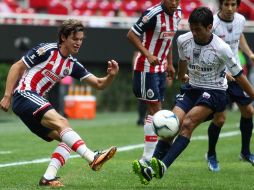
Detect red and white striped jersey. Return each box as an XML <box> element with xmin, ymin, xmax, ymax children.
<box><xmin>16</xmin><ymin>43</ymin><xmax>92</xmax><ymax>96</ymax></box>
<box><xmin>131</xmin><ymin>3</ymin><xmax>181</xmax><ymax>73</ymax></box>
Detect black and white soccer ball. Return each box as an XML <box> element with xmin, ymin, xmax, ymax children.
<box><xmin>152</xmin><ymin>110</ymin><xmax>179</xmax><ymax>138</ymax></box>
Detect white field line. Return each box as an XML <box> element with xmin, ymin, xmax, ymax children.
<box><xmin>0</xmin><ymin>130</ymin><xmax>242</xmax><ymax>168</ymax></box>
<box><xmin>0</xmin><ymin>151</ymin><xmax>12</xmax><ymax>154</ymax></box>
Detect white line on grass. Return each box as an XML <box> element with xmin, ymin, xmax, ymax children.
<box><xmin>0</xmin><ymin>130</ymin><xmax>242</xmax><ymax>168</ymax></box>
<box><xmin>0</xmin><ymin>151</ymin><xmax>12</xmax><ymax>154</ymax></box>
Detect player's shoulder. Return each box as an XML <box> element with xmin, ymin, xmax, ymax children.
<box><xmin>212</xmin><ymin>34</ymin><xmax>231</xmax><ymax>50</ymax></box>
<box><xmin>143</xmin><ymin>4</ymin><xmax>163</xmax><ymax>19</ymax></box>
<box><xmin>33</xmin><ymin>42</ymin><xmax>58</xmax><ymax>55</ymax></box>
<box><xmin>177</xmin><ymin>32</ymin><xmax>192</xmax><ymax>44</ymax></box>
<box><xmin>234</xmin><ymin>12</ymin><xmax>246</xmax><ymax>22</ymax></box>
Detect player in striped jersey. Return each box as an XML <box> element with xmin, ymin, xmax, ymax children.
<box><xmin>205</xmin><ymin>0</ymin><xmax>254</xmax><ymax>172</ymax></box>
<box><xmin>133</xmin><ymin>7</ymin><xmax>254</xmax><ymax>185</ymax></box>
<box><xmin>0</xmin><ymin>19</ymin><xmax>119</xmax><ymax>187</ymax></box>
<box><xmin>128</xmin><ymin>0</ymin><xmax>181</xmax><ymax>171</ymax></box>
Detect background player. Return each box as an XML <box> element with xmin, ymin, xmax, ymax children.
<box><xmin>127</xmin><ymin>0</ymin><xmax>181</xmax><ymax>166</ymax></box>
<box><xmin>132</xmin><ymin>7</ymin><xmax>254</xmax><ymax>185</ymax></box>
<box><xmin>0</xmin><ymin>19</ymin><xmax>118</xmax><ymax>187</ymax></box>
<box><xmin>205</xmin><ymin>0</ymin><xmax>254</xmax><ymax>172</ymax></box>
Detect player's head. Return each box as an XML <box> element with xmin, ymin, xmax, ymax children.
<box><xmin>162</xmin><ymin>0</ymin><xmax>180</xmax><ymax>14</ymax></box>
<box><xmin>58</xmin><ymin>19</ymin><xmax>85</xmax><ymax>54</ymax></box>
<box><xmin>218</xmin><ymin>0</ymin><xmax>240</xmax><ymax>20</ymax></box>
<box><xmin>188</xmin><ymin>7</ymin><xmax>213</xmax><ymax>44</ymax></box>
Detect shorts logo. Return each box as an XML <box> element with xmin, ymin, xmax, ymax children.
<box><xmin>147</xmin><ymin>89</ymin><xmax>154</xmax><ymax>99</ymax></box>
<box><xmin>202</xmin><ymin>92</ymin><xmax>211</xmax><ymax>99</ymax></box>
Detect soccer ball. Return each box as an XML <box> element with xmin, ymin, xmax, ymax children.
<box><xmin>152</xmin><ymin>110</ymin><xmax>179</xmax><ymax>138</ymax></box>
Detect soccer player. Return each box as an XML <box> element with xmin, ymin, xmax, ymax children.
<box><xmin>205</xmin><ymin>0</ymin><xmax>254</xmax><ymax>172</ymax></box>
<box><xmin>0</xmin><ymin>19</ymin><xmax>118</xmax><ymax>187</ymax></box>
<box><xmin>132</xmin><ymin>7</ymin><xmax>254</xmax><ymax>185</ymax></box>
<box><xmin>127</xmin><ymin>0</ymin><xmax>182</xmax><ymax>166</ymax></box>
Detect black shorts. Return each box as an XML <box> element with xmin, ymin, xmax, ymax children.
<box><xmin>12</xmin><ymin>90</ymin><xmax>54</xmax><ymax>141</ymax></box>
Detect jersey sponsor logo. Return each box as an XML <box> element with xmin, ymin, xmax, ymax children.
<box><xmin>189</xmin><ymin>65</ymin><xmax>212</xmax><ymax>72</ymax></box>
<box><xmin>147</xmin><ymin>89</ymin><xmax>154</xmax><ymax>99</ymax></box>
<box><xmin>42</xmin><ymin>69</ymin><xmax>60</xmax><ymax>82</ymax></box>
<box><xmin>159</xmin><ymin>31</ymin><xmax>175</xmax><ymax>39</ymax></box>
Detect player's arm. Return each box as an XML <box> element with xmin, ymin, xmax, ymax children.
<box><xmin>82</xmin><ymin>60</ymin><xmax>119</xmax><ymax>90</ymax></box>
<box><xmin>235</xmin><ymin>74</ymin><xmax>254</xmax><ymax>99</ymax></box>
<box><xmin>0</xmin><ymin>59</ymin><xmax>27</xmax><ymax>111</ymax></box>
<box><xmin>166</xmin><ymin>45</ymin><xmax>175</xmax><ymax>80</ymax></box>
<box><xmin>127</xmin><ymin>30</ymin><xmax>159</xmax><ymax>65</ymax></box>
<box><xmin>239</xmin><ymin>34</ymin><xmax>254</xmax><ymax>64</ymax></box>
<box><xmin>177</xmin><ymin>59</ymin><xmax>189</xmax><ymax>83</ymax></box>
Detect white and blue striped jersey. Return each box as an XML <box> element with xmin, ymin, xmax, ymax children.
<box><xmin>177</xmin><ymin>32</ymin><xmax>243</xmax><ymax>90</ymax></box>
<box><xmin>213</xmin><ymin>12</ymin><xmax>245</xmax><ymax>70</ymax></box>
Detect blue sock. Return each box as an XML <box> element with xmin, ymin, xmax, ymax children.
<box><xmin>240</xmin><ymin>117</ymin><xmax>253</xmax><ymax>155</ymax></box>
<box><xmin>153</xmin><ymin>140</ymin><xmax>171</xmax><ymax>160</ymax></box>
<box><xmin>162</xmin><ymin>135</ymin><xmax>190</xmax><ymax>168</ymax></box>
<box><xmin>207</xmin><ymin>122</ymin><xmax>221</xmax><ymax>157</ymax></box>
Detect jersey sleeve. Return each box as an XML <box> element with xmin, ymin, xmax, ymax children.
<box><xmin>222</xmin><ymin>45</ymin><xmax>243</xmax><ymax>77</ymax></box>
<box><xmin>22</xmin><ymin>43</ymin><xmax>51</xmax><ymax>68</ymax></box>
<box><xmin>70</xmin><ymin>60</ymin><xmax>93</xmax><ymax>81</ymax></box>
<box><xmin>177</xmin><ymin>35</ymin><xmax>186</xmax><ymax>61</ymax></box>
<box><xmin>131</xmin><ymin>10</ymin><xmax>157</xmax><ymax>36</ymax></box>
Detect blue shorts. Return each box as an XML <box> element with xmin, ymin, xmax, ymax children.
<box><xmin>175</xmin><ymin>84</ymin><xmax>227</xmax><ymax>114</ymax></box>
<box><xmin>132</xmin><ymin>71</ymin><xmax>166</xmax><ymax>102</ymax></box>
<box><xmin>227</xmin><ymin>81</ymin><xmax>252</xmax><ymax>105</ymax></box>
<box><xmin>12</xmin><ymin>91</ymin><xmax>54</xmax><ymax>141</ymax></box>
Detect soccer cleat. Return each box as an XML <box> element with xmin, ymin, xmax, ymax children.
<box><xmin>150</xmin><ymin>157</ymin><xmax>166</xmax><ymax>179</ymax></box>
<box><xmin>39</xmin><ymin>177</ymin><xmax>64</xmax><ymax>187</ymax></box>
<box><xmin>205</xmin><ymin>154</ymin><xmax>220</xmax><ymax>172</ymax></box>
<box><xmin>132</xmin><ymin>160</ymin><xmax>153</xmax><ymax>185</ymax></box>
<box><xmin>89</xmin><ymin>146</ymin><xmax>117</xmax><ymax>171</ymax></box>
<box><xmin>240</xmin><ymin>153</ymin><xmax>254</xmax><ymax>165</ymax></box>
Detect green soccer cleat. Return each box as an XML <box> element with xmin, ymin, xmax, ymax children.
<box><xmin>132</xmin><ymin>160</ymin><xmax>153</xmax><ymax>185</ymax></box>
<box><xmin>150</xmin><ymin>157</ymin><xmax>166</xmax><ymax>179</ymax></box>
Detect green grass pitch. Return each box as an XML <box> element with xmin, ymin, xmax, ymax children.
<box><xmin>0</xmin><ymin>111</ymin><xmax>253</xmax><ymax>190</ymax></box>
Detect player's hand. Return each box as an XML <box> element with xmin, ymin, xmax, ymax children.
<box><xmin>226</xmin><ymin>72</ymin><xmax>235</xmax><ymax>82</ymax></box>
<box><xmin>0</xmin><ymin>95</ymin><xmax>11</xmax><ymax>112</ymax></box>
<box><xmin>147</xmin><ymin>54</ymin><xmax>160</xmax><ymax>66</ymax></box>
<box><xmin>166</xmin><ymin>64</ymin><xmax>175</xmax><ymax>80</ymax></box>
<box><xmin>177</xmin><ymin>74</ymin><xmax>189</xmax><ymax>83</ymax></box>
<box><xmin>107</xmin><ymin>60</ymin><xmax>119</xmax><ymax>76</ymax></box>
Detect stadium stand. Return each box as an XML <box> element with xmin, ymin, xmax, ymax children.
<box><xmin>0</xmin><ymin>0</ymin><xmax>254</xmax><ymax>27</ymax></box>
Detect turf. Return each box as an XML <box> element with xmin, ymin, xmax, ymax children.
<box><xmin>0</xmin><ymin>111</ymin><xmax>253</xmax><ymax>190</ymax></box>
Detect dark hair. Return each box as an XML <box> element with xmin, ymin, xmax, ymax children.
<box><xmin>58</xmin><ymin>19</ymin><xmax>85</xmax><ymax>44</ymax></box>
<box><xmin>218</xmin><ymin>0</ymin><xmax>241</xmax><ymax>7</ymax></box>
<box><xmin>188</xmin><ymin>7</ymin><xmax>213</xmax><ymax>28</ymax></box>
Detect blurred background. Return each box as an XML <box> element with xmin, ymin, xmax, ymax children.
<box><xmin>0</xmin><ymin>0</ymin><xmax>254</xmax><ymax>115</ymax></box>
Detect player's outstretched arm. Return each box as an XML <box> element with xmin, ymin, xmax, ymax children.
<box><xmin>83</xmin><ymin>60</ymin><xmax>119</xmax><ymax>90</ymax></box>
<box><xmin>0</xmin><ymin>59</ymin><xmax>27</xmax><ymax>112</ymax></box>
<box><xmin>235</xmin><ymin>74</ymin><xmax>254</xmax><ymax>99</ymax></box>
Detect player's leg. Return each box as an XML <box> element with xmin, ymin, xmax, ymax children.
<box><xmin>41</xmin><ymin>109</ymin><xmax>117</xmax><ymax>171</ymax></box>
<box><xmin>206</xmin><ymin>111</ymin><xmax>225</xmax><ymax>172</ymax></box>
<box><xmin>238</xmin><ymin>103</ymin><xmax>254</xmax><ymax>164</ymax></box>
<box><xmin>228</xmin><ymin>81</ymin><xmax>254</xmax><ymax>164</ymax></box>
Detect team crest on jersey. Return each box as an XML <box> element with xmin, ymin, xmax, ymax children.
<box><xmin>193</xmin><ymin>48</ymin><xmax>201</xmax><ymax>58</ymax></box>
<box><xmin>37</xmin><ymin>47</ymin><xmax>46</xmax><ymax>56</ymax></box>
<box><xmin>147</xmin><ymin>89</ymin><xmax>154</xmax><ymax>99</ymax></box>
<box><xmin>227</xmin><ymin>24</ymin><xmax>233</xmax><ymax>33</ymax></box>
<box><xmin>202</xmin><ymin>92</ymin><xmax>211</xmax><ymax>99</ymax></box>
<box><xmin>63</xmin><ymin>69</ymin><xmax>69</xmax><ymax>76</ymax></box>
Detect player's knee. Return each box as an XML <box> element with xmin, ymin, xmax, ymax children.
<box><xmin>241</xmin><ymin>106</ymin><xmax>254</xmax><ymax>118</ymax></box>
<box><xmin>181</xmin><ymin>118</ymin><xmax>195</xmax><ymax>137</ymax></box>
<box><xmin>213</xmin><ymin>117</ymin><xmax>225</xmax><ymax>127</ymax></box>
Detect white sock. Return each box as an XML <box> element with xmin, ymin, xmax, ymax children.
<box><xmin>60</xmin><ymin>128</ymin><xmax>95</xmax><ymax>163</ymax></box>
<box><xmin>43</xmin><ymin>142</ymin><xmax>71</xmax><ymax>180</ymax></box>
<box><xmin>141</xmin><ymin>115</ymin><xmax>158</xmax><ymax>162</ymax></box>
